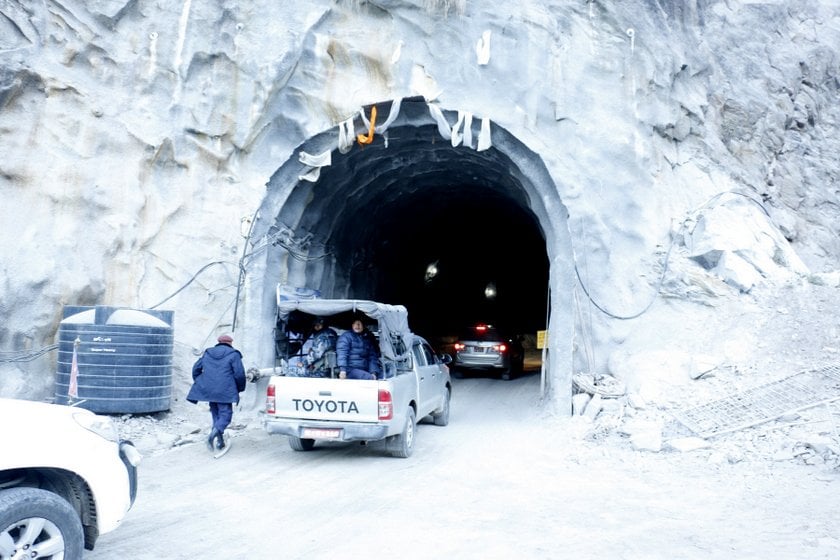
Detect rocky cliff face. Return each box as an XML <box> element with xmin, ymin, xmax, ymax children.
<box><xmin>1</xmin><ymin>0</ymin><xmax>838</xmax><ymax>407</ymax></box>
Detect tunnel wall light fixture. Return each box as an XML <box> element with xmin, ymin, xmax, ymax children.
<box><xmin>484</xmin><ymin>282</ymin><xmax>497</xmax><ymax>299</ymax></box>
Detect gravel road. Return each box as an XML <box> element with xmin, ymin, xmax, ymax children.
<box><xmin>87</xmin><ymin>367</ymin><xmax>840</xmax><ymax>559</ymax></box>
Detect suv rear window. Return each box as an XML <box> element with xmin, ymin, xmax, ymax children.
<box><xmin>458</xmin><ymin>326</ymin><xmax>503</xmax><ymax>342</ymax></box>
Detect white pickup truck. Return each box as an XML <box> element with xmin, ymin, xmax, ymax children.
<box><xmin>262</xmin><ymin>299</ymin><xmax>452</xmax><ymax>458</ymax></box>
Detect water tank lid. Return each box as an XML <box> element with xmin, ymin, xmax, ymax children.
<box><xmin>107</xmin><ymin>309</ymin><xmax>170</xmax><ymax>327</ymax></box>
<box><xmin>60</xmin><ymin>310</ymin><xmax>96</xmax><ymax>324</ymax></box>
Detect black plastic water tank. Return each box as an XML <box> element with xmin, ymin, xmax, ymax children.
<box><xmin>54</xmin><ymin>306</ymin><xmax>174</xmax><ymax>413</ymax></box>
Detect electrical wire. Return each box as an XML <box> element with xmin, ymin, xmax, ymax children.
<box><xmin>232</xmin><ymin>218</ymin><xmax>333</xmax><ymax>329</ymax></box>
<box><xmin>231</xmin><ymin>209</ymin><xmax>259</xmax><ymax>332</ymax></box>
<box><xmin>0</xmin><ymin>344</ymin><xmax>59</xmax><ymax>363</ymax></box>
<box><xmin>573</xmin><ymin>189</ymin><xmax>770</xmax><ymax>320</ymax></box>
<box><xmin>2</xmin><ymin>221</ymin><xmax>333</xmax><ymax>360</ymax></box>
<box><xmin>149</xmin><ymin>261</ymin><xmax>231</xmax><ymax>310</ymax></box>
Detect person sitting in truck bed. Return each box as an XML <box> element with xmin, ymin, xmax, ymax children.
<box><xmin>337</xmin><ymin>318</ymin><xmax>382</xmax><ymax>380</ymax></box>
<box><xmin>301</xmin><ymin>316</ymin><xmax>338</xmax><ymax>377</ymax></box>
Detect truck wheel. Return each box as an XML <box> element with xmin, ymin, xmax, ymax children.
<box><xmin>0</xmin><ymin>487</ymin><xmax>84</xmax><ymax>559</ymax></box>
<box><xmin>288</xmin><ymin>436</ymin><xmax>315</xmax><ymax>451</ymax></box>
<box><xmin>390</xmin><ymin>407</ymin><xmax>416</xmax><ymax>458</ymax></box>
<box><xmin>432</xmin><ymin>389</ymin><xmax>451</xmax><ymax>427</ymax></box>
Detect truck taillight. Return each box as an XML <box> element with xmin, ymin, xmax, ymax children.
<box><xmin>266</xmin><ymin>383</ymin><xmax>276</xmax><ymax>414</ymax></box>
<box><xmin>378</xmin><ymin>389</ymin><xmax>393</xmax><ymax>420</ymax></box>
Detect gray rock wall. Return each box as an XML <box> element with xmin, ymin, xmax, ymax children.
<box><xmin>1</xmin><ymin>0</ymin><xmax>838</xmax><ymax>403</ymax></box>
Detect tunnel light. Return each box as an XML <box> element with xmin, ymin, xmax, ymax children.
<box><xmin>425</xmin><ymin>261</ymin><xmax>439</xmax><ymax>283</ymax></box>
<box><xmin>484</xmin><ymin>282</ymin><xmax>497</xmax><ymax>300</ymax></box>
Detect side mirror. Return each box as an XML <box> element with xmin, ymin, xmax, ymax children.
<box><xmin>440</xmin><ymin>353</ymin><xmax>453</xmax><ymax>365</ymax></box>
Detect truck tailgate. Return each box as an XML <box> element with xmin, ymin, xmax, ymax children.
<box><xmin>269</xmin><ymin>376</ymin><xmax>381</xmax><ymax>423</ymax></box>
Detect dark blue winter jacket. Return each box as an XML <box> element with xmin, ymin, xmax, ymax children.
<box><xmin>336</xmin><ymin>330</ymin><xmax>381</xmax><ymax>375</ymax></box>
<box><xmin>187</xmin><ymin>343</ymin><xmax>246</xmax><ymax>404</ymax></box>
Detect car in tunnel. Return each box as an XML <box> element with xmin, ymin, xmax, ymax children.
<box><xmin>452</xmin><ymin>324</ymin><xmax>524</xmax><ymax>380</ymax></box>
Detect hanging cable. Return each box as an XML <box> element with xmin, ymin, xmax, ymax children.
<box><xmin>149</xmin><ymin>261</ymin><xmax>230</xmax><ymax>310</ymax></box>
<box><xmin>231</xmin><ymin>208</ymin><xmax>259</xmax><ymax>332</ymax></box>
<box><xmin>0</xmin><ymin>344</ymin><xmax>59</xmax><ymax>363</ymax></box>
<box><xmin>573</xmin><ymin>189</ymin><xmax>769</xmax><ymax>320</ymax></box>
<box><xmin>573</xmin><ymin>236</ymin><xmax>676</xmax><ymax>321</ymax></box>
<box><xmin>357</xmin><ymin>105</ymin><xmax>378</xmax><ymax>145</ymax></box>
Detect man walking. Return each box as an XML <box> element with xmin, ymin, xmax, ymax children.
<box><xmin>187</xmin><ymin>334</ymin><xmax>246</xmax><ymax>455</ymax></box>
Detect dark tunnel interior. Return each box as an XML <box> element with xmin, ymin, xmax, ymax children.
<box><xmin>369</xmin><ymin>185</ymin><xmax>549</xmax><ymax>339</ymax></box>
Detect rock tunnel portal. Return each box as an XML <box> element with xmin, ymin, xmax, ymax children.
<box><xmin>244</xmin><ymin>98</ymin><xmax>574</xmax><ymax>410</ymax></box>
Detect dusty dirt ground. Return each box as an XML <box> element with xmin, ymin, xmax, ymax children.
<box><xmin>92</xmin><ymin>278</ymin><xmax>840</xmax><ymax>559</ymax></box>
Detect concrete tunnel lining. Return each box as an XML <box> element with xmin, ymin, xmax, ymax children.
<box><xmin>241</xmin><ymin>97</ymin><xmax>574</xmax><ymax>412</ymax></box>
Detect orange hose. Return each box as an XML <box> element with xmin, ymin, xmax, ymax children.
<box><xmin>357</xmin><ymin>106</ymin><xmax>378</xmax><ymax>145</ymax></box>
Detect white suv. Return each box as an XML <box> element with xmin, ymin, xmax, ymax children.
<box><xmin>0</xmin><ymin>398</ymin><xmax>140</xmax><ymax>558</ymax></box>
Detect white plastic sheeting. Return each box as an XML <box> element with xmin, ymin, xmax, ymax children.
<box><xmin>451</xmin><ymin>110</ymin><xmax>473</xmax><ymax>148</ymax></box>
<box><xmin>302</xmin><ymin>99</ymin><xmax>490</xmax><ymax>182</ymax></box>
<box><xmin>366</xmin><ymin>98</ymin><xmax>402</xmax><ymax>134</ymax></box>
<box><xmin>428</xmin><ymin>104</ymin><xmax>492</xmax><ymax>150</ymax></box>
<box><xmin>477</xmin><ymin>116</ymin><xmax>492</xmax><ymax>151</ymax></box>
<box><xmin>298</xmin><ymin>149</ymin><xmax>332</xmax><ymax>182</ymax></box>
<box><xmin>428</xmin><ymin>103</ymin><xmax>452</xmax><ymax>140</ymax></box>
<box><xmin>338</xmin><ymin>118</ymin><xmax>355</xmax><ymax>154</ymax></box>
<box><xmin>476</xmin><ymin>30</ymin><xmax>491</xmax><ymax>65</ymax></box>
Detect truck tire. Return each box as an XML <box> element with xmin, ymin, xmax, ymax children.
<box><xmin>288</xmin><ymin>436</ymin><xmax>315</xmax><ymax>451</ymax></box>
<box><xmin>0</xmin><ymin>487</ymin><xmax>84</xmax><ymax>559</ymax></box>
<box><xmin>432</xmin><ymin>388</ymin><xmax>451</xmax><ymax>426</ymax></box>
<box><xmin>389</xmin><ymin>407</ymin><xmax>416</xmax><ymax>458</ymax></box>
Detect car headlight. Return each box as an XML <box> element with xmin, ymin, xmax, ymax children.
<box><xmin>73</xmin><ymin>411</ymin><xmax>119</xmax><ymax>443</ymax></box>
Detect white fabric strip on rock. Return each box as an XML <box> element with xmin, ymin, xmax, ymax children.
<box><xmin>477</xmin><ymin>117</ymin><xmax>492</xmax><ymax>151</ymax></box>
<box><xmin>476</xmin><ymin>30</ymin><xmax>491</xmax><ymax>65</ymax></box>
<box><xmin>338</xmin><ymin>117</ymin><xmax>354</xmax><ymax>154</ymax></box>
<box><xmin>298</xmin><ymin>149</ymin><xmax>332</xmax><ymax>182</ymax></box>
<box><xmin>428</xmin><ymin>104</ymin><xmax>452</xmax><ymax>140</ymax></box>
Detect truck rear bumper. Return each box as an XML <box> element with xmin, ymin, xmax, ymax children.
<box><xmin>264</xmin><ymin>418</ymin><xmax>389</xmax><ymax>442</ymax></box>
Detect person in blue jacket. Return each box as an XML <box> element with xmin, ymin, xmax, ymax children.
<box><xmin>337</xmin><ymin>319</ymin><xmax>382</xmax><ymax>380</ymax></box>
<box><xmin>187</xmin><ymin>334</ymin><xmax>246</xmax><ymax>452</ymax></box>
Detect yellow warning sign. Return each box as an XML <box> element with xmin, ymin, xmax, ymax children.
<box><xmin>536</xmin><ymin>330</ymin><xmax>548</xmax><ymax>349</ymax></box>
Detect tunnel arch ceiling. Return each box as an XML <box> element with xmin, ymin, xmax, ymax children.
<box><xmin>250</xmin><ymin>97</ymin><xmax>574</xmax><ymax>410</ymax></box>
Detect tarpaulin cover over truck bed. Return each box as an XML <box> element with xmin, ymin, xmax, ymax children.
<box><xmin>275</xmin><ymin>298</ymin><xmax>413</xmax><ymax>363</ymax></box>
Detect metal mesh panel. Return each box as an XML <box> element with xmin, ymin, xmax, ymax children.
<box><xmin>673</xmin><ymin>365</ymin><xmax>840</xmax><ymax>438</ymax></box>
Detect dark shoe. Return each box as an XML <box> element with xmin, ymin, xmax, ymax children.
<box><xmin>215</xmin><ymin>431</ymin><xmax>226</xmax><ymax>450</ymax></box>
<box><xmin>207</xmin><ymin>428</ymin><xmax>219</xmax><ymax>451</ymax></box>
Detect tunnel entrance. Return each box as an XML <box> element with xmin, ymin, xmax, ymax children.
<box><xmin>244</xmin><ymin>97</ymin><xmax>573</xmax><ymax>412</ymax></box>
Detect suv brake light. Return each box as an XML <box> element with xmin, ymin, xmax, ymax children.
<box><xmin>454</xmin><ymin>343</ymin><xmax>465</xmax><ymax>351</ymax></box>
<box><xmin>378</xmin><ymin>389</ymin><xmax>393</xmax><ymax>420</ymax></box>
<box><xmin>266</xmin><ymin>384</ymin><xmax>276</xmax><ymax>414</ymax></box>
<box><xmin>498</xmin><ymin>343</ymin><xmax>507</xmax><ymax>353</ymax></box>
